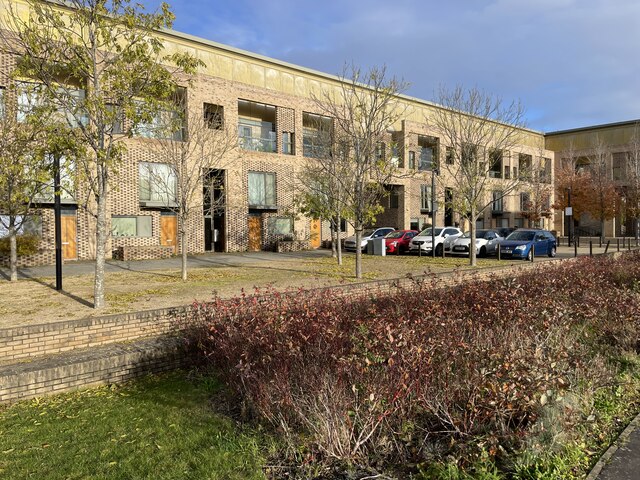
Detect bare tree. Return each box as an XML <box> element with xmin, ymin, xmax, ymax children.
<box><xmin>521</xmin><ymin>150</ymin><xmax>553</xmax><ymax>229</ymax></box>
<box><xmin>588</xmin><ymin>137</ymin><xmax>619</xmax><ymax>241</ymax></box>
<box><xmin>428</xmin><ymin>86</ymin><xmax>528</xmax><ymax>266</ymax></box>
<box><xmin>296</xmin><ymin>116</ymin><xmax>350</xmax><ymax>265</ymax></box>
<box><xmin>311</xmin><ymin>65</ymin><xmax>408</xmax><ymax>278</ymax></box>
<box><xmin>148</xmin><ymin>93</ymin><xmax>237</xmax><ymax>280</ymax></box>
<box><xmin>625</xmin><ymin>123</ymin><xmax>640</xmax><ymax>240</ymax></box>
<box><xmin>1</xmin><ymin>0</ymin><xmax>201</xmax><ymax>308</ymax></box>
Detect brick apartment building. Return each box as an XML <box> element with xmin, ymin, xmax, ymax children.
<box><xmin>3</xmin><ymin>0</ymin><xmax>634</xmax><ymax>267</ymax></box>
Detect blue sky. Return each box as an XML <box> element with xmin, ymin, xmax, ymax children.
<box><xmin>150</xmin><ymin>0</ymin><xmax>640</xmax><ymax>132</ymax></box>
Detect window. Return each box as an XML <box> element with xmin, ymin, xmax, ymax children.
<box><xmin>408</xmin><ymin>151</ymin><xmax>416</xmax><ymax>169</ymax></box>
<box><xmin>518</xmin><ymin>153</ymin><xmax>532</xmax><ymax>180</ymax></box>
<box><xmin>111</xmin><ymin>216</ymin><xmax>152</xmax><ymax>237</ymax></box>
<box><xmin>139</xmin><ymin>162</ymin><xmax>177</xmax><ymax>207</ymax></box>
<box><xmin>282</xmin><ymin>132</ymin><xmax>294</xmax><ymax>155</ymax></box>
<box><xmin>540</xmin><ymin>157</ymin><xmax>552</xmax><ymax>183</ymax></box>
<box><xmin>248</xmin><ymin>171</ymin><xmax>276</xmax><ymax>208</ymax></box>
<box><xmin>238</xmin><ymin>100</ymin><xmax>277</xmax><ymax>153</ymax></box>
<box><xmin>204</xmin><ymin>103</ymin><xmax>224</xmax><ymax>129</ymax></box>
<box><xmin>513</xmin><ymin>166</ymin><xmax>518</xmax><ymax>179</ymax></box>
<box><xmin>387</xmin><ymin>186</ymin><xmax>400</xmax><ymax>209</ymax></box>
<box><xmin>376</xmin><ymin>142</ymin><xmax>385</xmax><ymax>161</ymax></box>
<box><xmin>268</xmin><ymin>217</ymin><xmax>293</xmax><ymax>235</ymax></box>
<box><xmin>514</xmin><ymin>217</ymin><xmax>524</xmax><ymax>228</ymax></box>
<box><xmin>613</xmin><ymin>152</ymin><xmax>626</xmax><ymax>181</ymax></box>
<box><xmin>504</xmin><ymin>165</ymin><xmax>511</xmax><ymax>179</ymax></box>
<box><xmin>135</xmin><ymin>106</ymin><xmax>183</xmax><ymax>140</ymax></box>
<box><xmin>520</xmin><ymin>192</ymin><xmax>531</xmax><ymax>211</ymax></box>
<box><xmin>303</xmin><ymin>112</ymin><xmax>332</xmax><ymax>158</ymax></box>
<box><xmin>0</xmin><ymin>215</ymin><xmax>42</xmax><ymax>237</ymax></box>
<box><xmin>418</xmin><ymin>135</ymin><xmax>438</xmax><ymax>171</ymax></box>
<box><xmin>488</xmin><ymin>150</ymin><xmax>503</xmax><ymax>178</ymax></box>
<box><xmin>420</xmin><ymin>184</ymin><xmax>432</xmax><ymax>212</ymax></box>
<box><xmin>445</xmin><ymin>147</ymin><xmax>455</xmax><ymax>165</ymax></box>
<box><xmin>390</xmin><ymin>144</ymin><xmax>403</xmax><ymax>168</ymax></box>
<box><xmin>36</xmin><ymin>155</ymin><xmax>76</xmax><ymax>203</ymax></box>
<box><xmin>16</xmin><ymin>82</ymin><xmax>44</xmax><ymax>122</ymax></box>
<box><xmin>461</xmin><ymin>143</ymin><xmax>478</xmax><ymax>165</ymax></box>
<box><xmin>107</xmin><ymin>104</ymin><xmax>124</xmax><ymax>135</ymax></box>
<box><xmin>410</xmin><ymin>217</ymin><xmax>421</xmax><ymax>231</ymax></box>
<box><xmin>17</xmin><ymin>82</ymin><xmax>87</xmax><ymax>127</ymax></box>
<box><xmin>492</xmin><ymin>191</ymin><xmax>503</xmax><ymax>212</ymax></box>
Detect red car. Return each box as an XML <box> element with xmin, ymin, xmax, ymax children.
<box><xmin>384</xmin><ymin>230</ymin><xmax>419</xmax><ymax>254</ymax></box>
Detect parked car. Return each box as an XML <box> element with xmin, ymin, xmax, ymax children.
<box><xmin>344</xmin><ymin>227</ymin><xmax>396</xmax><ymax>252</ymax></box>
<box><xmin>409</xmin><ymin>227</ymin><xmax>463</xmax><ymax>255</ymax></box>
<box><xmin>499</xmin><ymin>228</ymin><xmax>557</xmax><ymax>260</ymax></box>
<box><xmin>451</xmin><ymin>229</ymin><xmax>503</xmax><ymax>257</ymax></box>
<box><xmin>496</xmin><ymin>226</ymin><xmax>517</xmax><ymax>239</ymax></box>
<box><xmin>384</xmin><ymin>230</ymin><xmax>419</xmax><ymax>254</ymax></box>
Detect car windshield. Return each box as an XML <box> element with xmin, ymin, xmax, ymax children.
<box><xmin>506</xmin><ymin>231</ymin><xmax>535</xmax><ymax>241</ymax></box>
<box><xmin>362</xmin><ymin>229</ymin><xmax>375</xmax><ymax>237</ymax></box>
<box><xmin>385</xmin><ymin>231</ymin><xmax>404</xmax><ymax>239</ymax></box>
<box><xmin>419</xmin><ymin>228</ymin><xmax>443</xmax><ymax>236</ymax></box>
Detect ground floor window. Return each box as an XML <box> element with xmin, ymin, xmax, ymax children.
<box><xmin>268</xmin><ymin>217</ymin><xmax>293</xmax><ymax>235</ymax></box>
<box><xmin>112</xmin><ymin>216</ymin><xmax>152</xmax><ymax>237</ymax></box>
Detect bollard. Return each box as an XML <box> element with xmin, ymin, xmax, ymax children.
<box><xmin>574</xmin><ymin>241</ymin><xmax>578</xmax><ymax>257</ymax></box>
<box><xmin>599</xmin><ymin>237</ymin><xmax>602</xmax><ymax>248</ymax></box>
<box><xmin>617</xmin><ymin>239</ymin><xmax>620</xmax><ymax>252</ymax></box>
<box><xmin>605</xmin><ymin>240</ymin><xmax>610</xmax><ymax>254</ymax></box>
<box><xmin>531</xmin><ymin>244</ymin><xmax>535</xmax><ymax>262</ymax></box>
<box><xmin>498</xmin><ymin>246</ymin><xmax>501</xmax><ymax>261</ymax></box>
<box><xmin>589</xmin><ymin>241</ymin><xmax>593</xmax><ymax>257</ymax></box>
<box><xmin>442</xmin><ymin>243</ymin><xmax>445</xmax><ymax>258</ymax></box>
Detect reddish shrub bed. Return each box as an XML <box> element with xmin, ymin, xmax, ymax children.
<box><xmin>183</xmin><ymin>252</ymin><xmax>640</xmax><ymax>474</ymax></box>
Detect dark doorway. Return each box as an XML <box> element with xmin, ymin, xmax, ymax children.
<box><xmin>203</xmin><ymin>169</ymin><xmax>226</xmax><ymax>252</ymax></box>
<box><xmin>445</xmin><ymin>188</ymin><xmax>454</xmax><ymax>226</ymax></box>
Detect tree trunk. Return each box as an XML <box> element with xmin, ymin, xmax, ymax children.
<box><xmin>181</xmin><ymin>228</ymin><xmax>188</xmax><ymax>281</ymax></box>
<box><xmin>601</xmin><ymin>218</ymin><xmax>606</xmax><ymax>243</ymax></box>
<box><xmin>355</xmin><ymin>223</ymin><xmax>362</xmax><ymax>279</ymax></box>
<box><xmin>9</xmin><ymin>224</ymin><xmax>17</xmax><ymax>282</ymax></box>
<box><xmin>636</xmin><ymin>218</ymin><xmax>640</xmax><ymax>241</ymax></box>
<box><xmin>469</xmin><ymin>210</ymin><xmax>477</xmax><ymax>267</ymax></box>
<box><xmin>330</xmin><ymin>221</ymin><xmax>337</xmax><ymax>258</ymax></box>
<box><xmin>336</xmin><ymin>214</ymin><xmax>343</xmax><ymax>265</ymax></box>
<box><xmin>93</xmin><ymin>191</ymin><xmax>107</xmax><ymax>309</ymax></box>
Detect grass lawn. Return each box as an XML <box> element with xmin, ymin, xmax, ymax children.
<box><xmin>0</xmin><ymin>372</ymin><xmax>269</xmax><ymax>480</ymax></box>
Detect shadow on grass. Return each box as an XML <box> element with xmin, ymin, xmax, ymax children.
<box><xmin>19</xmin><ymin>272</ymin><xmax>95</xmax><ymax>309</ymax></box>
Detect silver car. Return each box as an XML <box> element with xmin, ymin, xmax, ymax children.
<box><xmin>451</xmin><ymin>229</ymin><xmax>503</xmax><ymax>257</ymax></box>
<box><xmin>344</xmin><ymin>227</ymin><xmax>396</xmax><ymax>252</ymax></box>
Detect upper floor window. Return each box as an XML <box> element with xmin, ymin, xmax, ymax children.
<box><xmin>376</xmin><ymin>142</ymin><xmax>385</xmax><ymax>161</ymax></box>
<box><xmin>461</xmin><ymin>143</ymin><xmax>478</xmax><ymax>166</ymax></box>
<box><xmin>408</xmin><ymin>151</ymin><xmax>416</xmax><ymax>169</ymax></box>
<box><xmin>420</xmin><ymin>184</ymin><xmax>433</xmax><ymax>212</ymax></box>
<box><xmin>238</xmin><ymin>100</ymin><xmax>276</xmax><ymax>153</ymax></box>
<box><xmin>492</xmin><ymin>190</ymin><xmax>503</xmax><ymax>212</ymax></box>
<box><xmin>16</xmin><ymin>82</ymin><xmax>87</xmax><ymax>127</ymax></box>
<box><xmin>303</xmin><ymin>112</ymin><xmax>332</xmax><ymax>158</ymax></box>
<box><xmin>613</xmin><ymin>152</ymin><xmax>626</xmax><ymax>181</ymax></box>
<box><xmin>204</xmin><ymin>103</ymin><xmax>224</xmax><ymax>129</ymax></box>
<box><xmin>445</xmin><ymin>147</ymin><xmax>455</xmax><ymax>165</ymax></box>
<box><xmin>282</xmin><ymin>132</ymin><xmax>294</xmax><ymax>155</ymax></box>
<box><xmin>518</xmin><ymin>153</ymin><xmax>532</xmax><ymax>180</ymax></box>
<box><xmin>139</xmin><ymin>162</ymin><xmax>177</xmax><ymax>207</ymax></box>
<box><xmin>520</xmin><ymin>192</ymin><xmax>531</xmax><ymax>211</ymax></box>
<box><xmin>390</xmin><ymin>144</ymin><xmax>402</xmax><ymax>168</ymax></box>
<box><xmin>248</xmin><ymin>171</ymin><xmax>276</xmax><ymax>208</ymax></box>
<box><xmin>35</xmin><ymin>155</ymin><xmax>76</xmax><ymax>204</ymax></box>
<box><xmin>418</xmin><ymin>135</ymin><xmax>438</xmax><ymax>171</ymax></box>
<box><xmin>135</xmin><ymin>106</ymin><xmax>183</xmax><ymax>141</ymax></box>
<box><xmin>488</xmin><ymin>150</ymin><xmax>503</xmax><ymax>178</ymax></box>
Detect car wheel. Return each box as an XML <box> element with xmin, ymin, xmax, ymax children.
<box><xmin>526</xmin><ymin>249</ymin><xmax>533</xmax><ymax>261</ymax></box>
<box><xmin>548</xmin><ymin>246</ymin><xmax>556</xmax><ymax>258</ymax></box>
<box><xmin>435</xmin><ymin>244</ymin><xmax>443</xmax><ymax>256</ymax></box>
<box><xmin>479</xmin><ymin>246</ymin><xmax>486</xmax><ymax>258</ymax></box>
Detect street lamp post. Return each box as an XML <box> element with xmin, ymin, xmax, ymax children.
<box><xmin>566</xmin><ymin>187</ymin><xmax>573</xmax><ymax>246</ymax></box>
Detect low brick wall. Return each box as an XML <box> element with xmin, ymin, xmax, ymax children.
<box><xmin>0</xmin><ymin>307</ymin><xmax>191</xmax><ymax>364</ymax></box>
<box><xmin>0</xmin><ymin>336</ymin><xmax>188</xmax><ymax>403</ymax></box>
<box><xmin>0</xmin><ymin>249</ymin><xmax>56</xmax><ymax>267</ymax></box>
<box><xmin>276</xmin><ymin>240</ymin><xmax>311</xmax><ymax>252</ymax></box>
<box><xmin>113</xmin><ymin>245</ymin><xmax>174</xmax><ymax>261</ymax></box>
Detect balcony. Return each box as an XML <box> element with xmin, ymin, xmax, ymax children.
<box><xmin>238</xmin><ymin>128</ymin><xmax>276</xmax><ymax>153</ymax></box>
<box><xmin>238</xmin><ymin>99</ymin><xmax>277</xmax><ymax>154</ymax></box>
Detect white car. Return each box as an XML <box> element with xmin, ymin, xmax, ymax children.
<box><xmin>409</xmin><ymin>227</ymin><xmax>463</xmax><ymax>255</ymax></box>
<box><xmin>451</xmin><ymin>229</ymin><xmax>504</xmax><ymax>257</ymax></box>
<box><xmin>344</xmin><ymin>227</ymin><xmax>396</xmax><ymax>252</ymax></box>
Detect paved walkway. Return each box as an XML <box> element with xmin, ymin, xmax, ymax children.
<box><xmin>589</xmin><ymin>414</ymin><xmax>640</xmax><ymax>480</ymax></box>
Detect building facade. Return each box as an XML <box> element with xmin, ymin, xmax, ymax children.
<box><xmin>1</xmin><ymin>0</ymin><xmax>561</xmax><ymax>266</ymax></box>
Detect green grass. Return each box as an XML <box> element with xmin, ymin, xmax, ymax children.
<box><xmin>0</xmin><ymin>372</ymin><xmax>269</xmax><ymax>480</ymax></box>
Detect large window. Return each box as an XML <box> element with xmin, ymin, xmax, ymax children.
<box><xmin>111</xmin><ymin>215</ymin><xmax>152</xmax><ymax>237</ymax></box>
<box><xmin>16</xmin><ymin>82</ymin><xmax>87</xmax><ymax>127</ymax></box>
<box><xmin>268</xmin><ymin>217</ymin><xmax>293</xmax><ymax>235</ymax></box>
<box><xmin>420</xmin><ymin>184</ymin><xmax>432</xmax><ymax>212</ymax></box>
<box><xmin>518</xmin><ymin>153</ymin><xmax>532</xmax><ymax>180</ymax></box>
<box><xmin>488</xmin><ymin>150</ymin><xmax>503</xmax><ymax>178</ymax></box>
<box><xmin>418</xmin><ymin>136</ymin><xmax>438</xmax><ymax>171</ymax></box>
<box><xmin>0</xmin><ymin>215</ymin><xmax>42</xmax><ymax>237</ymax></box>
<box><xmin>139</xmin><ymin>162</ymin><xmax>177</xmax><ymax>207</ymax></box>
<box><xmin>238</xmin><ymin>100</ymin><xmax>276</xmax><ymax>153</ymax></box>
<box><xmin>492</xmin><ymin>190</ymin><xmax>503</xmax><ymax>212</ymax></box>
<box><xmin>248</xmin><ymin>172</ymin><xmax>276</xmax><ymax>208</ymax></box>
<box><xmin>36</xmin><ymin>155</ymin><xmax>76</xmax><ymax>203</ymax></box>
<box><xmin>204</xmin><ymin>103</ymin><xmax>224</xmax><ymax>129</ymax></box>
<box><xmin>303</xmin><ymin>112</ymin><xmax>332</xmax><ymax>158</ymax></box>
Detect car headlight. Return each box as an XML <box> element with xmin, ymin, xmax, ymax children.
<box><xmin>515</xmin><ymin>245</ymin><xmax>526</xmax><ymax>251</ymax></box>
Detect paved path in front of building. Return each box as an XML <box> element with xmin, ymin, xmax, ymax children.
<box><xmin>588</xmin><ymin>414</ymin><xmax>640</xmax><ymax>480</ymax></box>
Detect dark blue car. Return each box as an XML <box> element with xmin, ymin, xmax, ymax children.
<box><xmin>499</xmin><ymin>229</ymin><xmax>557</xmax><ymax>260</ymax></box>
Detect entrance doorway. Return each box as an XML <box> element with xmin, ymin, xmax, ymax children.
<box><xmin>61</xmin><ymin>213</ymin><xmax>77</xmax><ymax>260</ymax></box>
<box><xmin>160</xmin><ymin>214</ymin><xmax>177</xmax><ymax>253</ymax></box>
<box><xmin>248</xmin><ymin>216</ymin><xmax>262</xmax><ymax>251</ymax></box>
<box><xmin>310</xmin><ymin>219</ymin><xmax>321</xmax><ymax>248</ymax></box>
<box><xmin>203</xmin><ymin>169</ymin><xmax>226</xmax><ymax>252</ymax></box>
